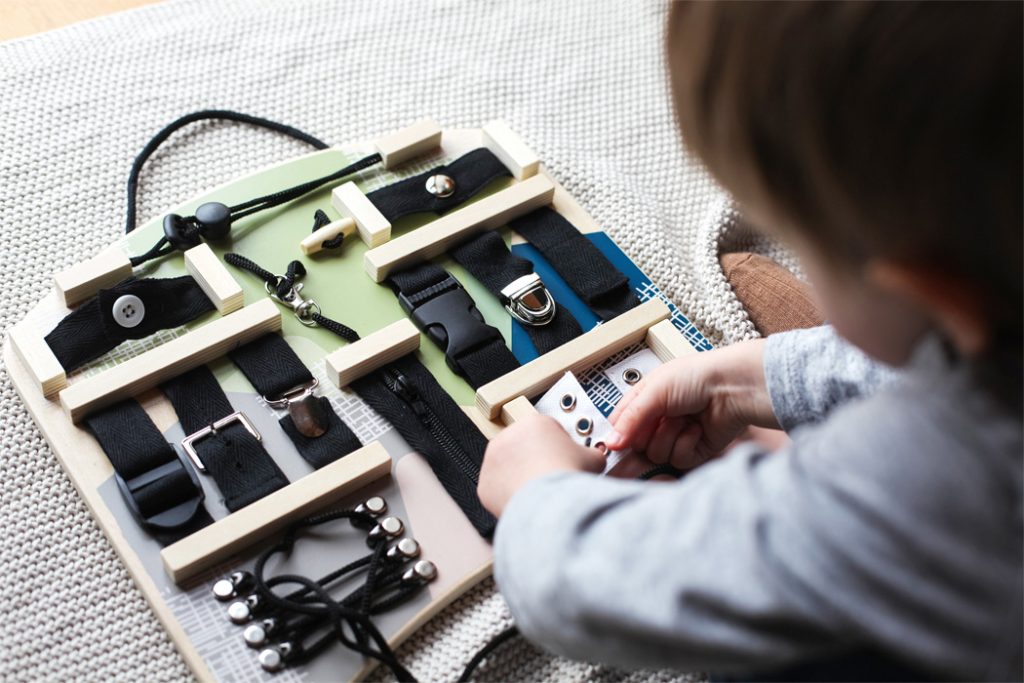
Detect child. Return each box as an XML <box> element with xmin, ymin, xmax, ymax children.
<box><xmin>477</xmin><ymin>2</ymin><xmax>1022</xmax><ymax>681</ymax></box>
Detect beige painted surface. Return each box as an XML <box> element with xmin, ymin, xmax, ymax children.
<box><xmin>0</xmin><ymin>0</ymin><xmax>157</xmax><ymax>41</ymax></box>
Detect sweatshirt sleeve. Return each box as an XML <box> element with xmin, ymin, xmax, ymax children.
<box><xmin>764</xmin><ymin>325</ymin><xmax>894</xmax><ymax>431</ymax></box>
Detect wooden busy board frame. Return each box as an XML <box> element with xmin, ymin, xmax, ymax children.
<box><xmin>3</xmin><ymin>120</ymin><xmax>698</xmax><ymax>682</ymax></box>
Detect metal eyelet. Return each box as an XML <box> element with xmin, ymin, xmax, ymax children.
<box><xmin>559</xmin><ymin>393</ymin><xmax>576</xmax><ymax>412</ymax></box>
<box><xmin>575</xmin><ymin>417</ymin><xmax>593</xmax><ymax>436</ymax></box>
<box><xmin>622</xmin><ymin>368</ymin><xmax>642</xmax><ymax>385</ymax></box>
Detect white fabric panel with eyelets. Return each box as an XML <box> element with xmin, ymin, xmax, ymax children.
<box><xmin>534</xmin><ymin>371</ymin><xmax>627</xmax><ymax>473</ymax></box>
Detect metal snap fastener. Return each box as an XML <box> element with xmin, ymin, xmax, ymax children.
<box><xmin>111</xmin><ymin>294</ymin><xmax>145</xmax><ymax>328</ymax></box>
<box><xmin>575</xmin><ymin>417</ymin><xmax>593</xmax><ymax>436</ymax></box>
<box><xmin>212</xmin><ymin>578</ymin><xmax>235</xmax><ymax>601</ymax></box>
<box><xmin>227</xmin><ymin>600</ymin><xmax>252</xmax><ymax>624</ymax></box>
<box><xmin>243</xmin><ymin>623</ymin><xmax>268</xmax><ymax>648</ymax></box>
<box><xmin>258</xmin><ymin>647</ymin><xmax>284</xmax><ymax>672</ymax></box>
<box><xmin>622</xmin><ymin>368</ymin><xmax>642</xmax><ymax>385</ymax></box>
<box><xmin>559</xmin><ymin>393</ymin><xmax>576</xmax><ymax>412</ymax></box>
<box><xmin>355</xmin><ymin>496</ymin><xmax>387</xmax><ymax>516</ymax></box>
<box><xmin>425</xmin><ymin>174</ymin><xmax>455</xmax><ymax>198</ymax></box>
<box><xmin>388</xmin><ymin>537</ymin><xmax>421</xmax><ymax>561</ymax></box>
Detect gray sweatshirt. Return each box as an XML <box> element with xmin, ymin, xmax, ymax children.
<box><xmin>494</xmin><ymin>326</ymin><xmax>1023</xmax><ymax>681</ymax></box>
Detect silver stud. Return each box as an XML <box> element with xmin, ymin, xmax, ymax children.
<box><xmin>355</xmin><ymin>496</ymin><xmax>387</xmax><ymax>516</ymax></box>
<box><xmin>622</xmin><ymin>368</ymin><xmax>642</xmax><ymax>385</ymax></box>
<box><xmin>575</xmin><ymin>417</ymin><xmax>593</xmax><ymax>436</ymax></box>
<box><xmin>559</xmin><ymin>393</ymin><xmax>576</xmax><ymax>412</ymax></box>
<box><xmin>258</xmin><ymin>646</ymin><xmax>285</xmax><ymax>673</ymax></box>
<box><xmin>402</xmin><ymin>560</ymin><xmax>438</xmax><ymax>584</ymax></box>
<box><xmin>212</xmin><ymin>578</ymin><xmax>236</xmax><ymax>601</ymax></box>
<box><xmin>387</xmin><ymin>537</ymin><xmax>421</xmax><ymax>561</ymax></box>
<box><xmin>425</xmin><ymin>174</ymin><xmax>456</xmax><ymax>198</ymax></box>
<box><xmin>111</xmin><ymin>294</ymin><xmax>145</xmax><ymax>329</ymax></box>
<box><xmin>227</xmin><ymin>600</ymin><xmax>251</xmax><ymax>624</ymax></box>
<box><xmin>243</xmin><ymin>624</ymin><xmax>268</xmax><ymax>649</ymax></box>
<box><xmin>369</xmin><ymin>516</ymin><xmax>405</xmax><ymax>542</ymax></box>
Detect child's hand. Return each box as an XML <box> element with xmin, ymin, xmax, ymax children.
<box><xmin>606</xmin><ymin>339</ymin><xmax>778</xmax><ymax>468</ymax></box>
<box><xmin>478</xmin><ymin>414</ymin><xmax>605</xmax><ymax>516</ymax></box>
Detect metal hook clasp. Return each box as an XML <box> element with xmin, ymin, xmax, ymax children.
<box><xmin>265</xmin><ymin>278</ymin><xmax>321</xmax><ymax>327</ymax></box>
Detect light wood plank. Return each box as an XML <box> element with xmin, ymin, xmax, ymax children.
<box><xmin>53</xmin><ymin>244</ymin><xmax>133</xmax><ymax>307</ymax></box>
<box><xmin>325</xmin><ymin>319</ymin><xmax>420</xmax><ymax>387</ymax></box>
<box><xmin>8</xmin><ymin>320</ymin><xmax>66</xmax><ymax>397</ymax></box>
<box><xmin>363</xmin><ymin>174</ymin><xmax>555</xmax><ymax>282</ymax></box>
<box><xmin>646</xmin><ymin>319</ymin><xmax>697</xmax><ymax>362</ymax></box>
<box><xmin>482</xmin><ymin>120</ymin><xmax>540</xmax><ymax>180</ymax></box>
<box><xmin>500</xmin><ymin>395</ymin><xmax>538</xmax><ymax>425</ymax></box>
<box><xmin>183</xmin><ymin>243</ymin><xmax>243</xmax><ymax>314</ymax></box>
<box><xmin>60</xmin><ymin>299</ymin><xmax>281</xmax><ymax>422</ymax></box>
<box><xmin>332</xmin><ymin>181</ymin><xmax>392</xmax><ymax>248</ymax></box>
<box><xmin>476</xmin><ymin>299</ymin><xmax>671</xmax><ymax>419</ymax></box>
<box><xmin>161</xmin><ymin>442</ymin><xmax>392</xmax><ymax>584</ymax></box>
<box><xmin>373</xmin><ymin>119</ymin><xmax>443</xmax><ymax>169</ymax></box>
<box><xmin>299</xmin><ymin>217</ymin><xmax>357</xmax><ymax>255</ymax></box>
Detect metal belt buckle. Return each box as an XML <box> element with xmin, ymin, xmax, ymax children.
<box><xmin>114</xmin><ymin>444</ymin><xmax>205</xmax><ymax>532</ymax></box>
<box><xmin>266</xmin><ymin>279</ymin><xmax>321</xmax><ymax>327</ymax></box>
<box><xmin>397</xmin><ymin>275</ymin><xmax>504</xmax><ymax>378</ymax></box>
<box><xmin>181</xmin><ymin>411</ymin><xmax>262</xmax><ymax>473</ymax></box>
<box><xmin>264</xmin><ymin>379</ymin><xmax>329</xmax><ymax>438</ymax></box>
<box><xmin>500</xmin><ymin>273</ymin><xmax>556</xmax><ymax>326</ymax></box>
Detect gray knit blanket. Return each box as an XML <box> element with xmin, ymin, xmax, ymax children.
<box><xmin>0</xmin><ymin>1</ymin><xmax>771</xmax><ymax>680</ymax></box>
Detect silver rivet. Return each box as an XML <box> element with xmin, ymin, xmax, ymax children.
<box><xmin>403</xmin><ymin>560</ymin><xmax>438</xmax><ymax>584</ymax></box>
<box><xmin>381</xmin><ymin>516</ymin><xmax>403</xmax><ymax>536</ymax></box>
<box><xmin>212</xmin><ymin>578</ymin><xmax>235</xmax><ymax>601</ymax></box>
<box><xmin>227</xmin><ymin>600</ymin><xmax>251</xmax><ymax>624</ymax></box>
<box><xmin>258</xmin><ymin>647</ymin><xmax>284</xmax><ymax>672</ymax></box>
<box><xmin>425</xmin><ymin>174</ymin><xmax>455</xmax><ymax>198</ymax></box>
<box><xmin>243</xmin><ymin>624</ymin><xmax>267</xmax><ymax>648</ymax></box>
<box><xmin>622</xmin><ymin>368</ymin><xmax>642</xmax><ymax>385</ymax></box>
<box><xmin>111</xmin><ymin>294</ymin><xmax>145</xmax><ymax>329</ymax></box>
<box><xmin>357</xmin><ymin>496</ymin><xmax>387</xmax><ymax>516</ymax></box>
<box><xmin>575</xmin><ymin>417</ymin><xmax>593</xmax><ymax>436</ymax></box>
<box><xmin>559</xmin><ymin>393</ymin><xmax>576</xmax><ymax>412</ymax></box>
<box><xmin>388</xmin><ymin>537</ymin><xmax>421</xmax><ymax>560</ymax></box>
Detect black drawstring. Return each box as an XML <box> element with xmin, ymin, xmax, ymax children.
<box><xmin>124</xmin><ymin>109</ymin><xmax>382</xmax><ymax>267</ymax></box>
<box><xmin>311</xmin><ymin>208</ymin><xmax>346</xmax><ymax>251</ymax></box>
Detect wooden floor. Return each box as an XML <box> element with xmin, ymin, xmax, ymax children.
<box><xmin>0</xmin><ymin>0</ymin><xmax>156</xmax><ymax>41</ymax></box>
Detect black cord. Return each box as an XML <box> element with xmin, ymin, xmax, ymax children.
<box><xmin>637</xmin><ymin>464</ymin><xmax>686</xmax><ymax>481</ymax></box>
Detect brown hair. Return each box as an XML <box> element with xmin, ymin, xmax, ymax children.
<box><xmin>667</xmin><ymin>0</ymin><xmax>1021</xmax><ymax>403</ymax></box>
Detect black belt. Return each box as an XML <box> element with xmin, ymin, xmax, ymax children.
<box><xmin>509</xmin><ymin>207</ymin><xmax>640</xmax><ymax>321</ymax></box>
<box><xmin>449</xmin><ymin>230</ymin><xmax>583</xmax><ymax>355</ymax></box>
<box><xmin>45</xmin><ymin>276</ymin><xmax>215</xmax><ymax>371</ymax></box>
<box><xmin>388</xmin><ymin>262</ymin><xmax>519</xmax><ymax>388</ymax></box>
<box><xmin>351</xmin><ymin>355</ymin><xmax>496</xmax><ymax>537</ymax></box>
<box><xmin>84</xmin><ymin>399</ymin><xmax>211</xmax><ymax>545</ymax></box>
<box><xmin>162</xmin><ymin>366</ymin><xmax>289</xmax><ymax>512</ymax></box>
<box><xmin>229</xmin><ymin>334</ymin><xmax>362</xmax><ymax>469</ymax></box>
<box><xmin>366</xmin><ymin>148</ymin><xmax>511</xmax><ymax>222</ymax></box>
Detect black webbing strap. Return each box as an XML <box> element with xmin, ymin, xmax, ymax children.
<box><xmin>509</xmin><ymin>207</ymin><xmax>641</xmax><ymax>321</ymax></box>
<box><xmin>161</xmin><ymin>366</ymin><xmax>289</xmax><ymax>512</ymax></box>
<box><xmin>84</xmin><ymin>399</ymin><xmax>212</xmax><ymax>545</ymax></box>
<box><xmin>449</xmin><ymin>230</ymin><xmax>583</xmax><ymax>354</ymax></box>
<box><xmin>387</xmin><ymin>262</ymin><xmax>519</xmax><ymax>388</ymax></box>
<box><xmin>228</xmin><ymin>334</ymin><xmax>362</xmax><ymax>469</ymax></box>
<box><xmin>351</xmin><ymin>355</ymin><xmax>496</xmax><ymax>537</ymax></box>
<box><xmin>45</xmin><ymin>276</ymin><xmax>215</xmax><ymax>372</ymax></box>
<box><xmin>366</xmin><ymin>148</ymin><xmax>511</xmax><ymax>222</ymax></box>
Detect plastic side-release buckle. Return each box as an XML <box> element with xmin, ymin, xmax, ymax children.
<box><xmin>397</xmin><ymin>276</ymin><xmax>503</xmax><ymax>377</ymax></box>
<box><xmin>114</xmin><ymin>443</ymin><xmax>205</xmax><ymax>532</ymax></box>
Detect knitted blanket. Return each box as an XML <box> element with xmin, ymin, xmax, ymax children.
<box><xmin>0</xmin><ymin>1</ymin><xmax>769</xmax><ymax>679</ymax></box>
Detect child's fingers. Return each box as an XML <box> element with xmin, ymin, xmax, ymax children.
<box><xmin>645</xmin><ymin>416</ymin><xmax>690</xmax><ymax>464</ymax></box>
<box><xmin>608</xmin><ymin>378</ymin><xmax>645</xmax><ymax>424</ymax></box>
<box><xmin>606</xmin><ymin>379</ymin><xmax>669</xmax><ymax>450</ymax></box>
<box><xmin>669</xmin><ymin>422</ymin><xmax>704</xmax><ymax>469</ymax></box>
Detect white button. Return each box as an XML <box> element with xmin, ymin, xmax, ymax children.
<box><xmin>111</xmin><ymin>294</ymin><xmax>145</xmax><ymax>328</ymax></box>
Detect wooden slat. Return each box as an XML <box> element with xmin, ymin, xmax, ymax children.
<box><xmin>363</xmin><ymin>174</ymin><xmax>555</xmax><ymax>282</ymax></box>
<box><xmin>183</xmin><ymin>244</ymin><xmax>243</xmax><ymax>314</ymax></box>
<box><xmin>500</xmin><ymin>395</ymin><xmax>538</xmax><ymax>425</ymax></box>
<box><xmin>161</xmin><ymin>442</ymin><xmax>392</xmax><ymax>584</ymax></box>
<box><xmin>645</xmin><ymin>319</ymin><xmax>697</xmax><ymax>362</ymax></box>
<box><xmin>373</xmin><ymin>119</ymin><xmax>443</xmax><ymax>169</ymax></box>
<box><xmin>53</xmin><ymin>244</ymin><xmax>133</xmax><ymax>307</ymax></box>
<box><xmin>482</xmin><ymin>120</ymin><xmax>540</xmax><ymax>180</ymax></box>
<box><xmin>60</xmin><ymin>299</ymin><xmax>281</xmax><ymax>423</ymax></box>
<box><xmin>332</xmin><ymin>181</ymin><xmax>392</xmax><ymax>248</ymax></box>
<box><xmin>8</xmin><ymin>320</ymin><xmax>66</xmax><ymax>397</ymax></box>
<box><xmin>324</xmin><ymin>319</ymin><xmax>421</xmax><ymax>387</ymax></box>
<box><xmin>476</xmin><ymin>299</ymin><xmax>671</xmax><ymax>419</ymax></box>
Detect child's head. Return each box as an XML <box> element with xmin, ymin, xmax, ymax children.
<box><xmin>666</xmin><ymin>2</ymin><xmax>1021</xmax><ymax>385</ymax></box>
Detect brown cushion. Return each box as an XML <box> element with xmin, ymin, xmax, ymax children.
<box><xmin>720</xmin><ymin>252</ymin><xmax>825</xmax><ymax>336</ymax></box>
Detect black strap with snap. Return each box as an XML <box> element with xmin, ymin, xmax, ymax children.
<box><xmin>45</xmin><ymin>275</ymin><xmax>215</xmax><ymax>372</ymax></box>
<box><xmin>449</xmin><ymin>230</ymin><xmax>583</xmax><ymax>354</ymax></box>
<box><xmin>366</xmin><ymin>148</ymin><xmax>511</xmax><ymax>221</ymax></box>
<box><xmin>509</xmin><ymin>206</ymin><xmax>641</xmax><ymax>321</ymax></box>
<box><xmin>162</xmin><ymin>365</ymin><xmax>289</xmax><ymax>512</ymax></box>
<box><xmin>229</xmin><ymin>334</ymin><xmax>362</xmax><ymax>469</ymax></box>
<box><xmin>84</xmin><ymin>398</ymin><xmax>211</xmax><ymax>545</ymax></box>
<box><xmin>388</xmin><ymin>261</ymin><xmax>519</xmax><ymax>388</ymax></box>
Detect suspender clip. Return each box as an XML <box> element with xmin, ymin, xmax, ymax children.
<box><xmin>264</xmin><ymin>379</ymin><xmax>329</xmax><ymax>438</ymax></box>
<box><xmin>397</xmin><ymin>275</ymin><xmax>504</xmax><ymax>378</ymax></box>
<box><xmin>113</xmin><ymin>443</ymin><xmax>205</xmax><ymax>532</ymax></box>
<box><xmin>181</xmin><ymin>411</ymin><xmax>262</xmax><ymax>473</ymax></box>
<box><xmin>500</xmin><ymin>273</ymin><xmax>556</xmax><ymax>326</ymax></box>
